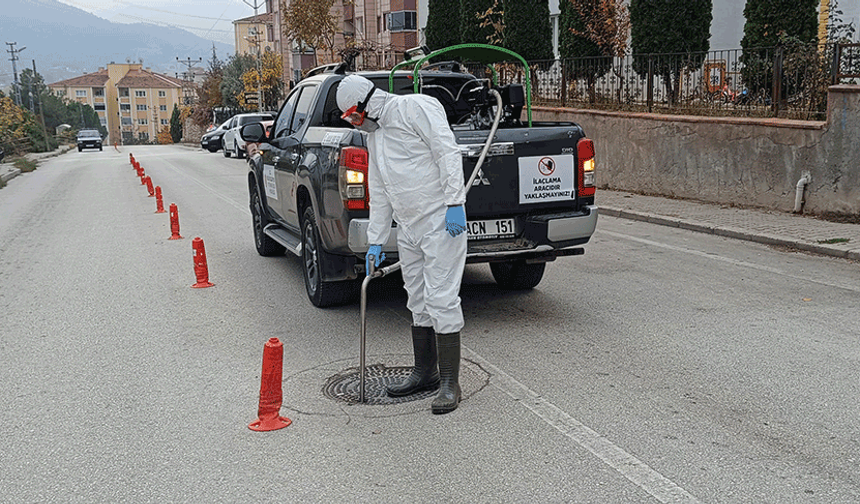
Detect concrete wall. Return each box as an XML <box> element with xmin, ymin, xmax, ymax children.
<box><xmin>532</xmin><ymin>85</ymin><xmax>860</xmax><ymax>217</ymax></box>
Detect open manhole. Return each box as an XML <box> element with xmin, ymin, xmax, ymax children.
<box><xmin>323</xmin><ymin>364</ymin><xmax>438</xmax><ymax>405</ymax></box>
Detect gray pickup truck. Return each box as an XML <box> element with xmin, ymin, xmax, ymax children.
<box><xmin>241</xmin><ymin>46</ymin><xmax>598</xmax><ymax>307</ymax></box>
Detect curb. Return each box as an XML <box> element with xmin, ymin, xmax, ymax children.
<box><xmin>0</xmin><ymin>146</ymin><xmax>74</xmax><ymax>186</ymax></box>
<box><xmin>600</xmin><ymin>206</ymin><xmax>860</xmax><ymax>262</ymax></box>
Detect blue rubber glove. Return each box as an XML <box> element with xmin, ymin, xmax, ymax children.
<box><xmin>366</xmin><ymin>244</ymin><xmax>384</xmax><ymax>275</ymax></box>
<box><xmin>445</xmin><ymin>205</ymin><xmax>467</xmax><ymax>237</ymax></box>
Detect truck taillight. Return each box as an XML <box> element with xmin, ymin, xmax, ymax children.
<box><xmin>577</xmin><ymin>137</ymin><xmax>595</xmax><ymax>198</ymax></box>
<box><xmin>339</xmin><ymin>146</ymin><xmax>369</xmax><ymax>210</ymax></box>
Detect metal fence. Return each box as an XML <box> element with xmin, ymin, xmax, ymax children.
<box><xmin>481</xmin><ymin>43</ymin><xmax>860</xmax><ymax>122</ymax></box>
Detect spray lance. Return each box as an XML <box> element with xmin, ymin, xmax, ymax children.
<box><xmin>358</xmin><ymin>89</ymin><xmax>505</xmax><ymax>403</ymax></box>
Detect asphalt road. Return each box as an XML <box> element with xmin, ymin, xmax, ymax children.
<box><xmin>1</xmin><ymin>145</ymin><xmax>858</xmax><ymax>503</ymax></box>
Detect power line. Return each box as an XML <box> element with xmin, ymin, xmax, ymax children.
<box><xmin>113</xmin><ymin>13</ymin><xmax>233</xmax><ymax>34</ymax></box>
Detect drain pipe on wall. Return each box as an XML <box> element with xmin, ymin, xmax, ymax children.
<box><xmin>794</xmin><ymin>171</ymin><xmax>812</xmax><ymax>213</ymax></box>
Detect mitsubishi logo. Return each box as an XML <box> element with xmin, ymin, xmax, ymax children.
<box><xmin>472</xmin><ymin>168</ymin><xmax>491</xmax><ymax>186</ymax></box>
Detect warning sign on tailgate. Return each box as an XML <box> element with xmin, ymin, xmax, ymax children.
<box><xmin>518</xmin><ymin>154</ymin><xmax>575</xmax><ymax>204</ymax></box>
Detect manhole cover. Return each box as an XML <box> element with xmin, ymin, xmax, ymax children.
<box><xmin>323</xmin><ymin>364</ymin><xmax>438</xmax><ymax>405</ymax></box>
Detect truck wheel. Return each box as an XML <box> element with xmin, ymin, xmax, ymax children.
<box><xmin>490</xmin><ymin>260</ymin><xmax>546</xmax><ymax>290</ymax></box>
<box><xmin>301</xmin><ymin>207</ymin><xmax>357</xmax><ymax>307</ymax></box>
<box><xmin>251</xmin><ymin>186</ymin><xmax>285</xmax><ymax>257</ymax></box>
<box><xmin>235</xmin><ymin>142</ymin><xmax>244</xmax><ymax>159</ymax></box>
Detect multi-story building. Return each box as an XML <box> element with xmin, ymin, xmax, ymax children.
<box><xmin>48</xmin><ymin>63</ymin><xmax>183</xmax><ymax>145</ymax></box>
<box><xmin>267</xmin><ymin>0</ymin><xmax>421</xmax><ymax>87</ymax></box>
<box><xmin>233</xmin><ymin>12</ymin><xmax>277</xmax><ymax>56</ymax></box>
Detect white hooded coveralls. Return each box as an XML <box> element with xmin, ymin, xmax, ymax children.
<box><xmin>337</xmin><ymin>75</ymin><xmax>467</xmax><ymax>334</ymax></box>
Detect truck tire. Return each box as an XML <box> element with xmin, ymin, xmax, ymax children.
<box><xmin>251</xmin><ymin>185</ymin><xmax>285</xmax><ymax>257</ymax></box>
<box><xmin>301</xmin><ymin>207</ymin><xmax>358</xmax><ymax>307</ymax></box>
<box><xmin>490</xmin><ymin>260</ymin><xmax>546</xmax><ymax>290</ymax></box>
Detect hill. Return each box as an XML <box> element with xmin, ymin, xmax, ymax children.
<box><xmin>1</xmin><ymin>0</ymin><xmax>233</xmax><ymax>87</ymax></box>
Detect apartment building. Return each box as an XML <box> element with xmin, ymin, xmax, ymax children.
<box><xmin>233</xmin><ymin>12</ymin><xmax>277</xmax><ymax>56</ymax></box>
<box><xmin>266</xmin><ymin>0</ymin><xmax>420</xmax><ymax>86</ymax></box>
<box><xmin>48</xmin><ymin>63</ymin><xmax>183</xmax><ymax>145</ymax></box>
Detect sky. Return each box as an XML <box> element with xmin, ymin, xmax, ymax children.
<box><xmin>56</xmin><ymin>0</ymin><xmax>259</xmax><ymax>47</ymax></box>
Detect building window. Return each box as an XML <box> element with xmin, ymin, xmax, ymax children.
<box><xmin>100</xmin><ymin>117</ymin><xmax>107</xmax><ymax>126</ymax></box>
<box><xmin>94</xmin><ymin>103</ymin><xmax>106</xmax><ymax>111</ymax></box>
<box><xmin>76</xmin><ymin>90</ymin><xmax>87</xmax><ymax>97</ymax></box>
<box><xmin>119</xmin><ymin>88</ymin><xmax>129</xmax><ymax>97</ymax></box>
<box><xmin>160</xmin><ymin>105</ymin><xmax>167</xmax><ymax>111</ymax></box>
<box><xmin>138</xmin><ymin>118</ymin><xmax>148</xmax><ymax>125</ymax></box>
<box><xmin>138</xmin><ymin>132</ymin><xmax>149</xmax><ymax>141</ymax></box>
<box><xmin>386</xmin><ymin>11</ymin><xmax>417</xmax><ymax>32</ymax></box>
<box><xmin>121</xmin><ymin>117</ymin><xmax>132</xmax><ymax>125</ymax></box>
<box><xmin>137</xmin><ymin>104</ymin><xmax>147</xmax><ymax>111</ymax></box>
<box><xmin>135</xmin><ymin>90</ymin><xmax>146</xmax><ymax>97</ymax></box>
<box><xmin>120</xmin><ymin>104</ymin><xmax>131</xmax><ymax>111</ymax></box>
<box><xmin>161</xmin><ymin>119</ymin><xmax>169</xmax><ymax>125</ymax></box>
<box><xmin>158</xmin><ymin>90</ymin><xmax>166</xmax><ymax>97</ymax></box>
<box><xmin>93</xmin><ymin>88</ymin><xmax>104</xmax><ymax>97</ymax></box>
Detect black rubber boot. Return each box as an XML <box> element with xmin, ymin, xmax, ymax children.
<box><xmin>431</xmin><ymin>331</ymin><xmax>461</xmax><ymax>414</ymax></box>
<box><xmin>386</xmin><ymin>326</ymin><xmax>440</xmax><ymax>397</ymax></box>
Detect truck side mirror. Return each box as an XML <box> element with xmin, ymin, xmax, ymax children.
<box><xmin>241</xmin><ymin>123</ymin><xmax>267</xmax><ymax>143</ymax></box>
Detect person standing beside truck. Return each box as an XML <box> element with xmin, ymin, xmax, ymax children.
<box><xmin>336</xmin><ymin>74</ymin><xmax>468</xmax><ymax>415</ymax></box>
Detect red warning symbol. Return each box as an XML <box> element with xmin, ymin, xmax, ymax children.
<box><xmin>538</xmin><ymin>157</ymin><xmax>555</xmax><ymax>176</ymax></box>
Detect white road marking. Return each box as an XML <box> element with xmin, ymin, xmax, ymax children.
<box><xmin>600</xmin><ymin>229</ymin><xmax>860</xmax><ymax>293</ymax></box>
<box><xmin>465</xmin><ymin>348</ymin><xmax>703</xmax><ymax>503</ymax></box>
<box><xmin>158</xmin><ymin>156</ymin><xmax>250</xmax><ymax>215</ymax></box>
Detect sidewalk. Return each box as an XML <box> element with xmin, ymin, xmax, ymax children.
<box><xmin>0</xmin><ymin>145</ymin><xmax>74</xmax><ymax>184</ymax></box>
<box><xmin>599</xmin><ymin>189</ymin><xmax>860</xmax><ymax>261</ymax></box>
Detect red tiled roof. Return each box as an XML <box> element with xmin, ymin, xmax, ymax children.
<box><xmin>48</xmin><ymin>69</ymin><xmax>110</xmax><ymax>88</ymax></box>
<box><xmin>115</xmin><ymin>69</ymin><xmax>183</xmax><ymax>89</ymax></box>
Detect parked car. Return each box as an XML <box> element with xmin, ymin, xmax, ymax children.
<box><xmin>201</xmin><ymin>119</ymin><xmax>230</xmax><ymax>152</ymax></box>
<box><xmin>76</xmin><ymin>129</ymin><xmax>103</xmax><ymax>151</ymax></box>
<box><xmin>222</xmin><ymin>113</ymin><xmax>274</xmax><ymax>159</ymax></box>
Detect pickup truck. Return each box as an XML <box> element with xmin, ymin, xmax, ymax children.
<box><xmin>241</xmin><ymin>44</ymin><xmax>598</xmax><ymax>307</ymax></box>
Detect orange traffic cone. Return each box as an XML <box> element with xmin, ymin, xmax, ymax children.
<box><xmin>248</xmin><ymin>338</ymin><xmax>292</xmax><ymax>431</ymax></box>
<box><xmin>168</xmin><ymin>204</ymin><xmax>183</xmax><ymax>240</ymax></box>
<box><xmin>191</xmin><ymin>237</ymin><xmax>214</xmax><ymax>288</ymax></box>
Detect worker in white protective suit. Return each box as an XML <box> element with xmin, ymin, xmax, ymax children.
<box><xmin>336</xmin><ymin>74</ymin><xmax>467</xmax><ymax>415</ymax></box>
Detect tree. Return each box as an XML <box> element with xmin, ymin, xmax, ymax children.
<box><xmin>192</xmin><ymin>45</ymin><xmax>225</xmax><ymax>128</ymax></box>
<box><xmin>739</xmin><ymin>0</ymin><xmax>818</xmax><ymax>96</ymax></box>
<box><xmin>461</xmin><ymin>0</ymin><xmax>495</xmax><ymax>43</ymax></box>
<box><xmin>220</xmin><ymin>53</ymin><xmax>256</xmax><ymax>111</ymax></box>
<box><xmin>280</xmin><ymin>0</ymin><xmax>338</xmax><ymax>66</ymax></box>
<box><xmin>169</xmin><ymin>104</ymin><xmax>182</xmax><ymax>143</ymax></box>
<box><xmin>239</xmin><ymin>52</ymin><xmax>284</xmax><ymax>111</ymax></box>
<box><xmin>559</xmin><ymin>0</ymin><xmax>629</xmax><ymax>101</ymax></box>
<box><xmin>503</xmin><ymin>0</ymin><xmax>553</xmax><ymax>61</ymax></box>
<box><xmin>426</xmin><ymin>0</ymin><xmax>462</xmax><ymax>50</ymax></box>
<box><xmin>630</xmin><ymin>0</ymin><xmax>712</xmax><ymax>105</ymax></box>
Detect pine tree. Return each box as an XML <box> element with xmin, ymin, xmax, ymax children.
<box><xmin>739</xmin><ymin>0</ymin><xmax>817</xmax><ymax>96</ymax></box>
<box><xmin>559</xmin><ymin>0</ymin><xmax>616</xmax><ymax>99</ymax></box>
<box><xmin>461</xmin><ymin>0</ymin><xmax>495</xmax><ymax>44</ymax></box>
<box><xmin>426</xmin><ymin>0</ymin><xmax>462</xmax><ymax>51</ymax></box>
<box><xmin>630</xmin><ymin>0</ymin><xmax>712</xmax><ymax>104</ymax></box>
<box><xmin>503</xmin><ymin>0</ymin><xmax>554</xmax><ymax>60</ymax></box>
<box><xmin>169</xmin><ymin>104</ymin><xmax>182</xmax><ymax>144</ymax></box>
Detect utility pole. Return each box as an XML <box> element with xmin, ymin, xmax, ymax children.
<box><xmin>33</xmin><ymin>60</ymin><xmax>50</xmax><ymax>152</ymax></box>
<box><xmin>6</xmin><ymin>42</ymin><xmax>26</xmax><ymax>107</ymax></box>
<box><xmin>243</xmin><ymin>0</ymin><xmax>265</xmax><ymax>112</ymax></box>
<box><xmin>176</xmin><ymin>56</ymin><xmax>202</xmax><ymax>106</ymax></box>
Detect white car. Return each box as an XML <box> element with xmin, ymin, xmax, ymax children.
<box><xmin>222</xmin><ymin>112</ymin><xmax>274</xmax><ymax>159</ymax></box>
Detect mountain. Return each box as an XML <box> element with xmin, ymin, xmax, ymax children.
<box><xmin>1</xmin><ymin>0</ymin><xmax>234</xmax><ymax>87</ymax></box>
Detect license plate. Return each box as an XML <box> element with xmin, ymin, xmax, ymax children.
<box><xmin>466</xmin><ymin>218</ymin><xmax>515</xmax><ymax>240</ymax></box>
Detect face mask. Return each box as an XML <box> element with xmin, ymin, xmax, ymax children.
<box><xmin>354</xmin><ymin>118</ymin><xmax>379</xmax><ymax>133</ymax></box>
